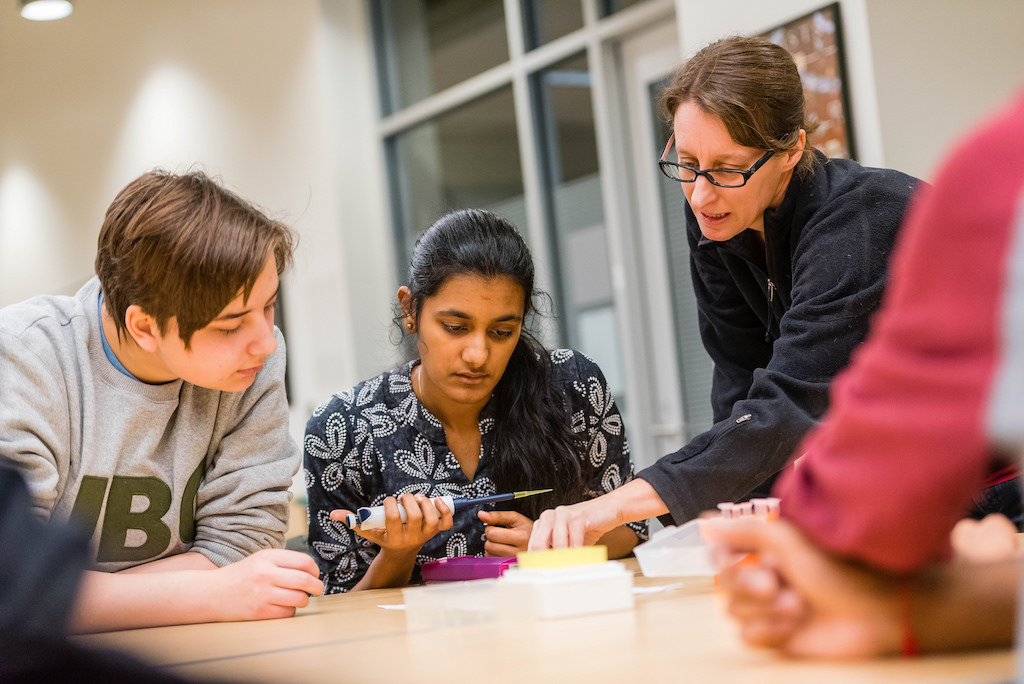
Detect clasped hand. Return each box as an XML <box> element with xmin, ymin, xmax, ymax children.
<box><xmin>705</xmin><ymin>517</ymin><xmax>904</xmax><ymax>658</ymax></box>
<box><xmin>478</xmin><ymin>509</ymin><xmax>534</xmax><ymax>556</ymax></box>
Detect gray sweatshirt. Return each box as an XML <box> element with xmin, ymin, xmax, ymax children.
<box><xmin>0</xmin><ymin>277</ymin><xmax>299</xmax><ymax>571</ymax></box>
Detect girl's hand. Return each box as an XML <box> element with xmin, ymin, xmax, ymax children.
<box><xmin>331</xmin><ymin>493</ymin><xmax>454</xmax><ymax>554</ymax></box>
<box><xmin>478</xmin><ymin>510</ymin><xmax>534</xmax><ymax>556</ymax></box>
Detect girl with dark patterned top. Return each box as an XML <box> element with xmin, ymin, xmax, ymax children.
<box><xmin>304</xmin><ymin>209</ymin><xmax>647</xmax><ymax>593</ymax></box>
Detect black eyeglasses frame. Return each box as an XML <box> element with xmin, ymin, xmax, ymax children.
<box><xmin>658</xmin><ymin>133</ymin><xmax>775</xmax><ymax>188</ymax></box>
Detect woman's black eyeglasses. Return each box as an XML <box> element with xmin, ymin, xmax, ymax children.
<box><xmin>658</xmin><ymin>133</ymin><xmax>774</xmax><ymax>188</ymax></box>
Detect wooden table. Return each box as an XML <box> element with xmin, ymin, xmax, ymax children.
<box><xmin>78</xmin><ymin>561</ymin><xmax>1014</xmax><ymax>684</ymax></box>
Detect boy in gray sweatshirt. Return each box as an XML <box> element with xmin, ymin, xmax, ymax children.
<box><xmin>0</xmin><ymin>170</ymin><xmax>323</xmax><ymax>632</ymax></box>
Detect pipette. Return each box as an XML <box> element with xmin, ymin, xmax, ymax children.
<box><xmin>344</xmin><ymin>489</ymin><xmax>553</xmax><ymax>530</ymax></box>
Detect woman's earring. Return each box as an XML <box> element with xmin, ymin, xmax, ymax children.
<box><xmin>406</xmin><ymin>322</ymin><xmax>414</xmax><ymax>332</ymax></box>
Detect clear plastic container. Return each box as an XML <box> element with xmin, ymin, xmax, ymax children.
<box><xmin>633</xmin><ymin>518</ymin><xmax>716</xmax><ymax>577</ymax></box>
<box><xmin>402</xmin><ymin>579</ymin><xmax>499</xmax><ymax>631</ymax></box>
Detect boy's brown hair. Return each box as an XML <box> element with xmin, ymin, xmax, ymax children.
<box><xmin>95</xmin><ymin>170</ymin><xmax>296</xmax><ymax>349</ymax></box>
<box><xmin>660</xmin><ymin>35</ymin><xmax>820</xmax><ymax>177</ymax></box>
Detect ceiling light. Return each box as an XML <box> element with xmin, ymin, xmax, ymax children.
<box><xmin>21</xmin><ymin>0</ymin><xmax>73</xmax><ymax>21</ymax></box>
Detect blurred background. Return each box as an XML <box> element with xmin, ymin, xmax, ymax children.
<box><xmin>2</xmin><ymin>0</ymin><xmax>1022</xmax><ymax>493</ymax></box>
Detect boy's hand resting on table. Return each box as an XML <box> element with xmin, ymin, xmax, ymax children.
<box><xmin>70</xmin><ymin>548</ymin><xmax>324</xmax><ymax>632</ymax></box>
<box><xmin>478</xmin><ymin>509</ymin><xmax>533</xmax><ymax>556</ymax></box>
<box><xmin>209</xmin><ymin>549</ymin><xmax>324</xmax><ymax>621</ymax></box>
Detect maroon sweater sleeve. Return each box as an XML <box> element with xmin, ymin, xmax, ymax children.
<box><xmin>774</xmin><ymin>91</ymin><xmax>1024</xmax><ymax>573</ymax></box>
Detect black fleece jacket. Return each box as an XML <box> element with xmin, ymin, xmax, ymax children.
<box><xmin>638</xmin><ymin>152</ymin><xmax>921</xmax><ymax>524</ymax></box>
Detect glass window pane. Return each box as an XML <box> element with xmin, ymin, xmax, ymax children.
<box><xmin>577</xmin><ymin>306</ymin><xmax>624</xmax><ymax>394</ymax></box>
<box><xmin>374</xmin><ymin>0</ymin><xmax>509</xmax><ymax>114</ymax></box>
<box><xmin>522</xmin><ymin>0</ymin><xmax>584</xmax><ymax>50</ymax></box>
<box><xmin>389</xmin><ymin>86</ymin><xmax>525</xmax><ymax>275</ymax></box>
<box><xmin>540</xmin><ymin>54</ymin><xmax>601</xmax><ymax>187</ymax></box>
<box><xmin>532</xmin><ymin>53</ymin><xmax>627</xmax><ymax>410</ymax></box>
<box><xmin>598</xmin><ymin>0</ymin><xmax>649</xmax><ymax>17</ymax></box>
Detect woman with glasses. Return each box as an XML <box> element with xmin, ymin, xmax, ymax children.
<box><xmin>304</xmin><ymin>209</ymin><xmax>647</xmax><ymax>593</ymax></box>
<box><xmin>530</xmin><ymin>34</ymin><xmax>929</xmax><ymax>549</ymax></box>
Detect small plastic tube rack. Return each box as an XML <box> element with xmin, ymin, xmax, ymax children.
<box><xmin>497</xmin><ymin>560</ymin><xmax>634</xmax><ymax>620</ymax></box>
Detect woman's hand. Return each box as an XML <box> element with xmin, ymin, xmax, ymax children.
<box><xmin>331</xmin><ymin>493</ymin><xmax>454</xmax><ymax>554</ymax></box>
<box><xmin>478</xmin><ymin>510</ymin><xmax>534</xmax><ymax>556</ymax></box>
<box><xmin>528</xmin><ymin>497</ymin><xmax>619</xmax><ymax>551</ymax></box>
<box><xmin>528</xmin><ymin>480</ymin><xmax>666</xmax><ymax>552</ymax></box>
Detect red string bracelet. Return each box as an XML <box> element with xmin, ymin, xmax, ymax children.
<box><xmin>900</xmin><ymin>577</ymin><xmax>920</xmax><ymax>657</ymax></box>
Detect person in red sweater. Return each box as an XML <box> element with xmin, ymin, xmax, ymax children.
<box><xmin>711</xmin><ymin>90</ymin><xmax>1024</xmax><ymax>658</ymax></box>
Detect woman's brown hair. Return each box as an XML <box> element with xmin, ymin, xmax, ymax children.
<box><xmin>95</xmin><ymin>170</ymin><xmax>296</xmax><ymax>349</ymax></box>
<box><xmin>660</xmin><ymin>35</ymin><xmax>820</xmax><ymax>177</ymax></box>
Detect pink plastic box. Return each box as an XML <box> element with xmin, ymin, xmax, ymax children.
<box><xmin>421</xmin><ymin>556</ymin><xmax>517</xmax><ymax>583</ymax></box>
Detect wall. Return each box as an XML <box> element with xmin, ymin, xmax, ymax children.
<box><xmin>0</xmin><ymin>1</ymin><xmax>400</xmax><ymax>451</ymax></box>
<box><xmin>674</xmin><ymin>0</ymin><xmax>884</xmax><ymax>168</ymax></box>
<box><xmin>865</xmin><ymin>0</ymin><xmax>1024</xmax><ymax>180</ymax></box>
<box><xmin>673</xmin><ymin>0</ymin><xmax>1024</xmax><ymax>181</ymax></box>
<box><xmin>320</xmin><ymin>0</ymin><xmax>400</xmax><ymax>385</ymax></box>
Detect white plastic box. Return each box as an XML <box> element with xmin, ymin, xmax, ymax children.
<box><xmin>496</xmin><ymin>560</ymin><xmax>634</xmax><ymax>620</ymax></box>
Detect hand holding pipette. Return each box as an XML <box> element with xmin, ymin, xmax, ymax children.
<box><xmin>330</xmin><ymin>492</ymin><xmax>455</xmax><ymax>552</ymax></box>
<box><xmin>333</xmin><ymin>489</ymin><xmax>552</xmax><ymax>531</ymax></box>
<box><xmin>328</xmin><ymin>492</ymin><xmax>457</xmax><ymax>591</ymax></box>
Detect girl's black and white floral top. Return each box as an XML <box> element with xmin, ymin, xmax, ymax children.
<box><xmin>303</xmin><ymin>348</ymin><xmax>648</xmax><ymax>593</ymax></box>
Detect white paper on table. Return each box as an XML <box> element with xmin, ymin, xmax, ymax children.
<box><xmin>633</xmin><ymin>582</ymin><xmax>684</xmax><ymax>594</ymax></box>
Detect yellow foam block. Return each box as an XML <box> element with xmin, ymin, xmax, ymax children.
<box><xmin>515</xmin><ymin>545</ymin><xmax>608</xmax><ymax>569</ymax></box>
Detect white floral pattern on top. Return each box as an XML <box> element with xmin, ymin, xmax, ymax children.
<box><xmin>550</xmin><ymin>349</ymin><xmax>574</xmax><ymax>365</ymax></box>
<box><xmin>395</xmin><ymin>433</ymin><xmax>449</xmax><ymax>482</ymax></box>
<box><xmin>304</xmin><ymin>350</ymin><xmax>647</xmax><ymax>594</ymax></box>
<box><xmin>571</xmin><ymin>375</ymin><xmax>625</xmax><ymax>468</ymax></box>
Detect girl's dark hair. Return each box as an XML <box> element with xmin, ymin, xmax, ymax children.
<box><xmin>401</xmin><ymin>208</ymin><xmax>588</xmax><ymax>517</ymax></box>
